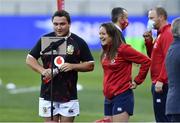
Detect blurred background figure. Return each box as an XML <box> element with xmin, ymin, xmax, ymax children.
<box><xmin>166</xmin><ymin>17</ymin><xmax>180</xmax><ymax>122</ymax></box>
<box><xmin>143</xmin><ymin>7</ymin><xmax>173</xmax><ymax>122</ymax></box>
<box><xmin>111</xmin><ymin>7</ymin><xmax>129</xmax><ymax>43</ymax></box>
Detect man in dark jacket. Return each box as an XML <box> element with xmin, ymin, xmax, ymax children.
<box><xmin>111</xmin><ymin>7</ymin><xmax>129</xmax><ymax>43</ymax></box>
<box><xmin>166</xmin><ymin>17</ymin><xmax>180</xmax><ymax>122</ymax></box>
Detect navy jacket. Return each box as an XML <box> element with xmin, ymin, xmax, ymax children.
<box><xmin>119</xmin><ymin>31</ymin><xmax>126</xmax><ymax>43</ymax></box>
<box><xmin>166</xmin><ymin>37</ymin><xmax>180</xmax><ymax>114</ymax></box>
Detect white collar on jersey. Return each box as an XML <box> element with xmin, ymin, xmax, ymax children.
<box><xmin>60</xmin><ymin>32</ymin><xmax>71</xmax><ymax>40</ymax></box>
<box><xmin>114</xmin><ymin>24</ymin><xmax>122</xmax><ymax>32</ymax></box>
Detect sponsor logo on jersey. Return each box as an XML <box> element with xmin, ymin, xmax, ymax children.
<box><xmin>43</xmin><ymin>107</ymin><xmax>48</xmax><ymax>114</ymax></box>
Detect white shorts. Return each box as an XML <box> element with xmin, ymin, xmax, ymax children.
<box><xmin>39</xmin><ymin>97</ymin><xmax>80</xmax><ymax>117</ymax></box>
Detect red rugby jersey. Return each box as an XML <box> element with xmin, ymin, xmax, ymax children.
<box><xmin>102</xmin><ymin>44</ymin><xmax>151</xmax><ymax>99</ymax></box>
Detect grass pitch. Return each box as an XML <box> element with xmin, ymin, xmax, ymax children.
<box><xmin>0</xmin><ymin>50</ymin><xmax>154</xmax><ymax>122</ymax></box>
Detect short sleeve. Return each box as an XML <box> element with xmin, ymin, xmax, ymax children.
<box><xmin>29</xmin><ymin>39</ymin><xmax>41</xmax><ymax>59</ymax></box>
<box><xmin>79</xmin><ymin>39</ymin><xmax>94</xmax><ymax>62</ymax></box>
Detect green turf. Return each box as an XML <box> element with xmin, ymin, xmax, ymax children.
<box><xmin>0</xmin><ymin>50</ymin><xmax>154</xmax><ymax>122</ymax></box>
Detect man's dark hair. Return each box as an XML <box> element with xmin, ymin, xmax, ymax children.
<box><xmin>154</xmin><ymin>7</ymin><xmax>168</xmax><ymax>20</ymax></box>
<box><xmin>51</xmin><ymin>10</ymin><xmax>71</xmax><ymax>24</ymax></box>
<box><xmin>111</xmin><ymin>7</ymin><xmax>127</xmax><ymax>23</ymax></box>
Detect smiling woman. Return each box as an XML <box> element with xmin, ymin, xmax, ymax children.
<box><xmin>99</xmin><ymin>26</ymin><xmax>112</xmax><ymax>47</ymax></box>
<box><xmin>98</xmin><ymin>22</ymin><xmax>151</xmax><ymax>122</ymax></box>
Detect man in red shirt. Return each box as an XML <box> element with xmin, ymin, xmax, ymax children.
<box><xmin>143</xmin><ymin>7</ymin><xmax>173</xmax><ymax>122</ymax></box>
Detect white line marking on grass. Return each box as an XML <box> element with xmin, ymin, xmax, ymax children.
<box><xmin>9</xmin><ymin>83</ymin><xmax>83</xmax><ymax>94</ymax></box>
<box><xmin>9</xmin><ymin>86</ymin><xmax>40</xmax><ymax>94</ymax></box>
<box><xmin>77</xmin><ymin>83</ymin><xmax>83</xmax><ymax>91</ymax></box>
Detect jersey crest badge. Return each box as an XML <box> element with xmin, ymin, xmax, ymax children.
<box><xmin>67</xmin><ymin>45</ymin><xmax>74</xmax><ymax>55</ymax></box>
<box><xmin>110</xmin><ymin>59</ymin><xmax>115</xmax><ymax>64</ymax></box>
